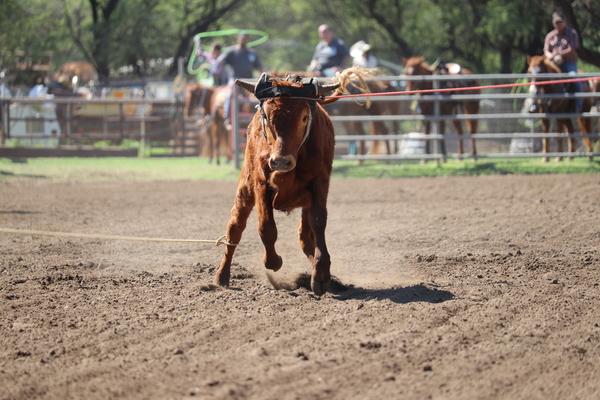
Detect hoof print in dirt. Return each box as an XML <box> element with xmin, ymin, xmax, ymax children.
<box><xmin>359</xmin><ymin>341</ymin><xmax>382</xmax><ymax>350</ymax></box>
<box><xmin>266</xmin><ymin>272</ymin><xmax>350</xmax><ymax>295</ymax></box>
<box><xmin>231</xmin><ymin>272</ymin><xmax>254</xmax><ymax>280</ymax></box>
<box><xmin>198</xmin><ymin>283</ymin><xmax>219</xmax><ymax>292</ymax></box>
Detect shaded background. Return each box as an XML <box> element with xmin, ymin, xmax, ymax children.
<box><xmin>1</xmin><ymin>0</ymin><xmax>600</xmax><ymax>85</ymax></box>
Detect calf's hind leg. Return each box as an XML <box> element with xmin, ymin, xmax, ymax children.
<box><xmin>307</xmin><ymin>180</ymin><xmax>332</xmax><ymax>296</ymax></box>
<box><xmin>215</xmin><ymin>182</ymin><xmax>254</xmax><ymax>287</ymax></box>
<box><xmin>298</xmin><ymin>208</ymin><xmax>315</xmax><ymax>263</ymax></box>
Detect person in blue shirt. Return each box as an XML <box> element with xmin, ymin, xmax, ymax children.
<box><xmin>218</xmin><ymin>34</ymin><xmax>263</xmax><ymax>81</ymax></box>
<box><xmin>308</xmin><ymin>24</ymin><xmax>349</xmax><ymax>77</ymax></box>
<box><xmin>218</xmin><ymin>34</ymin><xmax>264</xmax><ymax>127</ymax></box>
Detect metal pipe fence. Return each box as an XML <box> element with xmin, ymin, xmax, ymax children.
<box><xmin>235</xmin><ymin>72</ymin><xmax>600</xmax><ymax>164</ymax></box>
<box><xmin>0</xmin><ymin>97</ymin><xmax>182</xmax><ymax>156</ymax></box>
<box><xmin>1</xmin><ymin>72</ymin><xmax>600</xmax><ymax>164</ymax></box>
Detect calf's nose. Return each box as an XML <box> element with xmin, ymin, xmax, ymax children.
<box><xmin>268</xmin><ymin>156</ymin><xmax>293</xmax><ymax>171</ymax></box>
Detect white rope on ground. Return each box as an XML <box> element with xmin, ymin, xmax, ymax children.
<box><xmin>0</xmin><ymin>227</ymin><xmax>237</xmax><ymax>247</ymax></box>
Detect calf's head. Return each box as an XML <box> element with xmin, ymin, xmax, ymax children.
<box><xmin>236</xmin><ymin>73</ymin><xmax>339</xmax><ymax>173</ymax></box>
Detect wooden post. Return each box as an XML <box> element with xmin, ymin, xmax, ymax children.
<box><xmin>138</xmin><ymin>102</ymin><xmax>146</xmax><ymax>158</ymax></box>
<box><xmin>0</xmin><ymin>100</ymin><xmax>6</xmax><ymax>145</ymax></box>
<box><xmin>66</xmin><ymin>102</ymin><xmax>72</xmax><ymax>146</ymax></box>
<box><xmin>119</xmin><ymin>102</ymin><xmax>124</xmax><ymax>144</ymax></box>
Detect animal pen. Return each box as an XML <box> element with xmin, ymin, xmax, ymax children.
<box><xmin>1</xmin><ymin>72</ymin><xmax>599</xmax><ymax>163</ymax></box>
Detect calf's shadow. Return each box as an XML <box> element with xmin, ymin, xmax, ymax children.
<box><xmin>268</xmin><ymin>272</ymin><xmax>454</xmax><ymax>304</ymax></box>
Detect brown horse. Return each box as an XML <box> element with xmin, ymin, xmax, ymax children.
<box><xmin>55</xmin><ymin>61</ymin><xmax>98</xmax><ymax>87</ymax></box>
<box><xmin>183</xmin><ymin>82</ymin><xmax>212</xmax><ymax>118</ymax></box>
<box><xmin>45</xmin><ymin>61</ymin><xmax>97</xmax><ymax>143</ymax></box>
<box><xmin>205</xmin><ymin>85</ymin><xmax>232</xmax><ymax>164</ymax></box>
<box><xmin>403</xmin><ymin>56</ymin><xmax>479</xmax><ymax>160</ymax></box>
<box><xmin>526</xmin><ymin>55</ymin><xmax>594</xmax><ymax>161</ymax></box>
<box><xmin>181</xmin><ymin>82</ymin><xmax>214</xmax><ymax>156</ymax></box>
<box><xmin>328</xmin><ymin>78</ymin><xmax>405</xmax><ymax>157</ymax></box>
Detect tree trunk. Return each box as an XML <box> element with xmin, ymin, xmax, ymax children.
<box><xmin>500</xmin><ymin>46</ymin><xmax>512</xmax><ymax>73</ymax></box>
<box><xmin>168</xmin><ymin>0</ymin><xmax>244</xmax><ymax>77</ymax></box>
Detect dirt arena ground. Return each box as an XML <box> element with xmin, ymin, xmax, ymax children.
<box><xmin>1</xmin><ymin>174</ymin><xmax>599</xmax><ymax>399</ymax></box>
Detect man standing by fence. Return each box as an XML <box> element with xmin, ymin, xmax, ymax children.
<box><xmin>544</xmin><ymin>11</ymin><xmax>583</xmax><ymax>112</ymax></box>
<box><xmin>218</xmin><ymin>33</ymin><xmax>263</xmax><ymax>126</ymax></box>
<box><xmin>309</xmin><ymin>24</ymin><xmax>349</xmax><ymax>77</ymax></box>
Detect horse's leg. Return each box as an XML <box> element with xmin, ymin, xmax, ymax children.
<box><xmin>578</xmin><ymin>116</ymin><xmax>593</xmax><ymax>160</ymax></box>
<box><xmin>256</xmin><ymin>185</ymin><xmax>282</xmax><ymax>271</ymax></box>
<box><xmin>358</xmin><ymin>122</ymin><xmax>367</xmax><ymax>158</ymax></box>
<box><xmin>542</xmin><ymin>118</ymin><xmax>550</xmax><ymax>162</ymax></box>
<box><xmin>298</xmin><ymin>208</ymin><xmax>315</xmax><ymax>262</ymax></box>
<box><xmin>207</xmin><ymin>117</ymin><xmax>217</xmax><ymax>164</ymax></box>
<box><xmin>215</xmin><ymin>179</ymin><xmax>255</xmax><ymax>287</ymax></box>
<box><xmin>392</xmin><ymin>120</ymin><xmax>400</xmax><ymax>154</ymax></box>
<box><xmin>215</xmin><ymin>116</ymin><xmax>222</xmax><ymax>166</ymax></box>
<box><xmin>452</xmin><ymin>119</ymin><xmax>464</xmax><ymax>160</ymax></box>
<box><xmin>342</xmin><ymin>121</ymin><xmax>361</xmax><ymax>163</ymax></box>
<box><xmin>367</xmin><ymin>103</ymin><xmax>384</xmax><ymax>155</ymax></box>
<box><xmin>424</xmin><ymin>121</ymin><xmax>431</xmax><ymax>155</ymax></box>
<box><xmin>225</xmin><ymin>116</ymin><xmax>232</xmax><ymax>163</ymax></box>
<box><xmin>556</xmin><ymin>120</ymin><xmax>565</xmax><ymax>162</ymax></box>
<box><xmin>439</xmin><ymin>120</ymin><xmax>447</xmax><ymax>161</ymax></box>
<box><xmin>466</xmin><ymin>101</ymin><xmax>479</xmax><ymax>161</ymax></box>
<box><xmin>564</xmin><ymin>119</ymin><xmax>576</xmax><ymax>161</ymax></box>
<box><xmin>371</xmin><ymin>119</ymin><xmax>391</xmax><ymax>155</ymax></box>
<box><xmin>308</xmin><ymin>178</ymin><xmax>331</xmax><ymax>296</ymax></box>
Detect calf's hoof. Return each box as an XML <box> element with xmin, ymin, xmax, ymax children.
<box><xmin>264</xmin><ymin>254</ymin><xmax>283</xmax><ymax>271</ymax></box>
<box><xmin>215</xmin><ymin>267</ymin><xmax>230</xmax><ymax>288</ymax></box>
<box><xmin>311</xmin><ymin>274</ymin><xmax>330</xmax><ymax>296</ymax></box>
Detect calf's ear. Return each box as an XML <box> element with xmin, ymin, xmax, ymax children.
<box><xmin>235</xmin><ymin>79</ymin><xmax>255</xmax><ymax>94</ymax></box>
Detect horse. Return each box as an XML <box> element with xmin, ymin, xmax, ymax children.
<box><xmin>55</xmin><ymin>61</ymin><xmax>98</xmax><ymax>88</ymax></box>
<box><xmin>46</xmin><ymin>78</ymin><xmax>88</xmax><ymax>143</ymax></box>
<box><xmin>403</xmin><ymin>56</ymin><xmax>480</xmax><ymax>160</ymax></box>
<box><xmin>327</xmin><ymin>78</ymin><xmax>405</xmax><ymax>157</ymax></box>
<box><xmin>205</xmin><ymin>85</ymin><xmax>233</xmax><ymax>164</ymax></box>
<box><xmin>44</xmin><ymin>61</ymin><xmax>97</xmax><ymax>144</ymax></box>
<box><xmin>182</xmin><ymin>82</ymin><xmax>214</xmax><ymax>156</ymax></box>
<box><xmin>526</xmin><ymin>55</ymin><xmax>594</xmax><ymax>161</ymax></box>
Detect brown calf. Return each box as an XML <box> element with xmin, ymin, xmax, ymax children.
<box><xmin>215</xmin><ymin>70</ymin><xmax>362</xmax><ymax>295</ymax></box>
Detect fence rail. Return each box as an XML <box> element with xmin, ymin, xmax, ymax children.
<box><xmin>0</xmin><ymin>97</ymin><xmax>187</xmax><ymax>156</ymax></box>
<box><xmin>226</xmin><ymin>72</ymin><xmax>600</xmax><ymax>167</ymax></box>
<box><xmin>2</xmin><ymin>71</ymin><xmax>600</xmax><ymax>164</ymax></box>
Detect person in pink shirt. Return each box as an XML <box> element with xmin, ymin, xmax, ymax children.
<box><xmin>544</xmin><ymin>11</ymin><xmax>583</xmax><ymax>112</ymax></box>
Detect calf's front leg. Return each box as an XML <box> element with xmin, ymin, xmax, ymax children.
<box><xmin>256</xmin><ymin>186</ymin><xmax>282</xmax><ymax>271</ymax></box>
<box><xmin>215</xmin><ymin>182</ymin><xmax>254</xmax><ymax>287</ymax></box>
<box><xmin>307</xmin><ymin>181</ymin><xmax>331</xmax><ymax>296</ymax></box>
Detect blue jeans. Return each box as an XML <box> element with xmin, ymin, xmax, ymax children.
<box><xmin>561</xmin><ymin>61</ymin><xmax>583</xmax><ymax>113</ymax></box>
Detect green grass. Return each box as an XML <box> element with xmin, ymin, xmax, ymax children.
<box><xmin>0</xmin><ymin>157</ymin><xmax>599</xmax><ymax>182</ymax></box>
<box><xmin>0</xmin><ymin>157</ymin><xmax>240</xmax><ymax>181</ymax></box>
<box><xmin>333</xmin><ymin>158</ymin><xmax>600</xmax><ymax>178</ymax></box>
